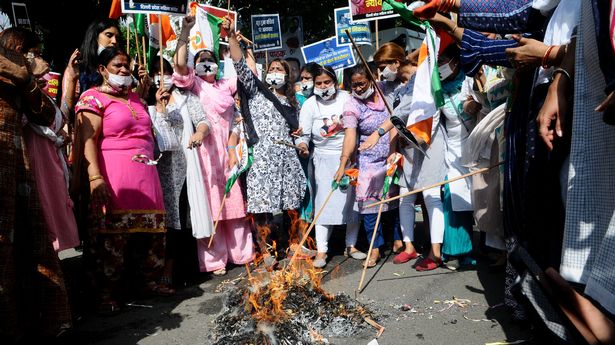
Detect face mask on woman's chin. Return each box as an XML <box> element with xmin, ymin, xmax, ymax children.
<box><xmin>313</xmin><ymin>85</ymin><xmax>336</xmax><ymax>101</ymax></box>
<box><xmin>381</xmin><ymin>65</ymin><xmax>398</xmax><ymax>82</ymax></box>
<box><xmin>195</xmin><ymin>61</ymin><xmax>218</xmax><ymax>77</ymax></box>
<box><xmin>105</xmin><ymin>70</ymin><xmax>133</xmax><ymax>90</ymax></box>
<box><xmin>266</xmin><ymin>73</ymin><xmax>287</xmax><ymax>90</ymax></box>
<box><xmin>438</xmin><ymin>61</ymin><xmax>455</xmax><ymax>80</ymax></box>
<box><xmin>352</xmin><ymin>85</ymin><xmax>375</xmax><ymax>100</ymax></box>
<box><xmin>97</xmin><ymin>45</ymin><xmax>106</xmax><ymax>55</ymax></box>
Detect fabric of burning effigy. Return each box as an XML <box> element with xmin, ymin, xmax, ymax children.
<box><xmin>211</xmin><ymin>260</ymin><xmax>377</xmax><ymax>344</ymax></box>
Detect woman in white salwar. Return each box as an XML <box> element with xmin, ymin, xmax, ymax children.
<box><xmin>296</xmin><ymin>65</ymin><xmax>366</xmax><ymax>268</ymax></box>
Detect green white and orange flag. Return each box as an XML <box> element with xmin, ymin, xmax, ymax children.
<box><xmin>224</xmin><ymin>118</ymin><xmax>253</xmax><ymax>196</ymax></box>
<box><xmin>188</xmin><ymin>2</ymin><xmax>223</xmax><ymax>67</ymax></box>
<box><xmin>148</xmin><ymin>14</ymin><xmax>176</xmax><ymax>48</ymax></box>
<box><xmin>382</xmin><ymin>153</ymin><xmax>403</xmax><ymax>197</ymax></box>
<box><xmin>383</xmin><ymin>0</ymin><xmax>444</xmax><ymax>145</ymax></box>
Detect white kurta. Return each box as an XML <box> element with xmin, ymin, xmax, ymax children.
<box><xmin>297</xmin><ymin>91</ymin><xmax>358</xmax><ymax>225</ymax></box>
<box><xmin>441</xmin><ymin>85</ymin><xmax>475</xmax><ymax>212</ymax></box>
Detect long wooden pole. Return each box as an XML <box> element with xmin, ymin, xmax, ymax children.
<box><xmin>375</xmin><ymin>20</ymin><xmax>380</xmax><ymax>49</ymax></box>
<box><xmin>134</xmin><ymin>27</ymin><xmax>142</xmax><ymax>68</ymax></box>
<box><xmin>208</xmin><ymin>193</ymin><xmax>228</xmax><ymax>247</ymax></box>
<box><xmin>158</xmin><ymin>15</ymin><xmax>164</xmax><ymax>85</ymax></box>
<box><xmin>345</xmin><ymin>30</ymin><xmax>392</xmax><ymax>115</ymax></box>
<box><xmin>141</xmin><ymin>36</ymin><xmax>147</xmax><ymax>68</ymax></box>
<box><xmin>345</xmin><ymin>29</ymin><xmax>425</xmax><ymax>155</ymax></box>
<box><xmin>126</xmin><ymin>21</ymin><xmax>130</xmax><ymax>55</ymax></box>
<box><xmin>287</xmin><ymin>188</ymin><xmax>337</xmax><ymax>267</ymax></box>
<box><xmin>367</xmin><ymin>162</ymin><xmax>504</xmax><ymax>208</ymax></box>
<box><xmin>357</xmin><ymin>203</ymin><xmax>384</xmax><ymax>292</ymax></box>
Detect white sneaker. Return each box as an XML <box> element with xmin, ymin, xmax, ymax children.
<box><xmin>345</xmin><ymin>247</ymin><xmax>367</xmax><ymax>260</ymax></box>
<box><xmin>313</xmin><ymin>255</ymin><xmax>327</xmax><ymax>268</ymax></box>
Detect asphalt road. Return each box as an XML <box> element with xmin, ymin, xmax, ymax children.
<box><xmin>57</xmin><ymin>237</ymin><xmax>535</xmax><ymax>345</ymax></box>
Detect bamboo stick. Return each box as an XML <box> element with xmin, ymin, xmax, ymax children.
<box><xmin>367</xmin><ymin>162</ymin><xmax>504</xmax><ymax>208</ymax></box>
<box><xmin>208</xmin><ymin>193</ymin><xmax>228</xmax><ymax>248</ymax></box>
<box><xmin>357</xmin><ymin>203</ymin><xmax>384</xmax><ymax>292</ymax></box>
<box><xmin>287</xmin><ymin>188</ymin><xmax>337</xmax><ymax>267</ymax></box>
<box><xmin>126</xmin><ymin>21</ymin><xmax>130</xmax><ymax>55</ymax></box>
<box><xmin>134</xmin><ymin>27</ymin><xmax>141</xmax><ymax>69</ymax></box>
<box><xmin>142</xmin><ymin>36</ymin><xmax>147</xmax><ymax>68</ymax></box>
<box><xmin>375</xmin><ymin>20</ymin><xmax>379</xmax><ymax>49</ymax></box>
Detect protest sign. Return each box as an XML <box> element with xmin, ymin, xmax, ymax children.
<box><xmin>121</xmin><ymin>0</ymin><xmax>188</xmax><ymax>15</ymax></box>
<box><xmin>301</xmin><ymin>36</ymin><xmax>356</xmax><ymax>71</ymax></box>
<box><xmin>11</xmin><ymin>3</ymin><xmax>30</xmax><ymax>29</ymax></box>
<box><xmin>41</xmin><ymin>72</ymin><xmax>61</xmax><ymax>100</ymax></box>
<box><xmin>348</xmin><ymin>0</ymin><xmax>411</xmax><ymax>22</ymax></box>
<box><xmin>335</xmin><ymin>7</ymin><xmax>371</xmax><ymax>46</ymax></box>
<box><xmin>202</xmin><ymin>4</ymin><xmax>236</xmax><ymax>45</ymax></box>
<box><xmin>253</xmin><ymin>16</ymin><xmax>304</xmax><ymax>64</ymax></box>
<box><xmin>251</xmin><ymin>14</ymin><xmax>282</xmax><ymax>52</ymax></box>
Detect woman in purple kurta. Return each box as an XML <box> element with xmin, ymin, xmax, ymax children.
<box><xmin>335</xmin><ymin>65</ymin><xmax>399</xmax><ymax>268</ymax></box>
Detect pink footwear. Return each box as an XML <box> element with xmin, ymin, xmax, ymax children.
<box><xmin>393</xmin><ymin>251</ymin><xmax>418</xmax><ymax>264</ymax></box>
<box><xmin>415</xmin><ymin>257</ymin><xmax>442</xmax><ymax>271</ymax></box>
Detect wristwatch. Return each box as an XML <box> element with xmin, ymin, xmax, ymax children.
<box><xmin>377</xmin><ymin>127</ymin><xmax>386</xmax><ymax>137</ymax></box>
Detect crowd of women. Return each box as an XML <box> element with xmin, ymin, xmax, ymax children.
<box><xmin>1</xmin><ymin>0</ymin><xmax>615</xmax><ymax>342</ymax></box>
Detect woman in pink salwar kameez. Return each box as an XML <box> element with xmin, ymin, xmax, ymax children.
<box><xmin>173</xmin><ymin>15</ymin><xmax>253</xmax><ymax>276</ymax></box>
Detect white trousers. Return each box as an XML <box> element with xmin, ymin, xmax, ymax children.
<box><xmin>315</xmin><ymin>222</ymin><xmax>360</xmax><ymax>253</ymax></box>
<box><xmin>399</xmin><ymin>186</ymin><xmax>445</xmax><ymax>244</ymax></box>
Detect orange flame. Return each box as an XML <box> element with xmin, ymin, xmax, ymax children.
<box><xmin>244</xmin><ymin>211</ymin><xmax>330</xmax><ymax>323</ymax></box>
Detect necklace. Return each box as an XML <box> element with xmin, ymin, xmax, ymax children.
<box><xmin>114</xmin><ymin>97</ymin><xmax>138</xmax><ymax>120</ymax></box>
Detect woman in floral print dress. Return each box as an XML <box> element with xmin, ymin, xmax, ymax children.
<box><xmin>226</xmin><ymin>18</ymin><xmax>306</xmax><ymax>264</ymax></box>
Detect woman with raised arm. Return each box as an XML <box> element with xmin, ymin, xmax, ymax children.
<box><xmin>173</xmin><ymin>16</ymin><xmax>253</xmax><ymax>276</ymax></box>
<box><xmin>226</xmin><ymin>17</ymin><xmax>306</xmax><ymax>266</ymax></box>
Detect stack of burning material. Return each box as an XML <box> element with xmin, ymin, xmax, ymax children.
<box><xmin>211</xmin><ymin>260</ymin><xmax>377</xmax><ymax>345</ymax></box>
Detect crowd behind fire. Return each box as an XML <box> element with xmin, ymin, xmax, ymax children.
<box><xmin>1</xmin><ymin>0</ymin><xmax>615</xmax><ymax>343</ymax></box>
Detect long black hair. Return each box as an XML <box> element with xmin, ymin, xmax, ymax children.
<box><xmin>79</xmin><ymin>18</ymin><xmax>120</xmax><ymax>91</ymax></box>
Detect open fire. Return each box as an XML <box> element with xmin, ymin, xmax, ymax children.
<box><xmin>211</xmin><ymin>212</ymin><xmax>379</xmax><ymax>344</ymax></box>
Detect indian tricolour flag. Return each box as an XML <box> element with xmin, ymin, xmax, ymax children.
<box><xmin>188</xmin><ymin>2</ymin><xmax>223</xmax><ymax>67</ymax></box>
<box><xmin>224</xmin><ymin>118</ymin><xmax>253</xmax><ymax>196</ymax></box>
<box><xmin>383</xmin><ymin>0</ymin><xmax>444</xmax><ymax>145</ymax></box>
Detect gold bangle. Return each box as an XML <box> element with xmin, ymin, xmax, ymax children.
<box><xmin>89</xmin><ymin>175</ymin><xmax>104</xmax><ymax>182</ymax></box>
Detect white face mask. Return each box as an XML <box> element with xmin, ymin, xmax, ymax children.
<box><xmin>97</xmin><ymin>45</ymin><xmax>106</xmax><ymax>55</ymax></box>
<box><xmin>313</xmin><ymin>85</ymin><xmax>336</xmax><ymax>101</ymax></box>
<box><xmin>195</xmin><ymin>61</ymin><xmax>218</xmax><ymax>77</ymax></box>
<box><xmin>381</xmin><ymin>65</ymin><xmax>398</xmax><ymax>82</ymax></box>
<box><xmin>266</xmin><ymin>73</ymin><xmax>286</xmax><ymax>89</ymax></box>
<box><xmin>106</xmin><ymin>70</ymin><xmax>133</xmax><ymax>89</ymax></box>
<box><xmin>352</xmin><ymin>85</ymin><xmax>375</xmax><ymax>100</ymax></box>
<box><xmin>438</xmin><ymin>61</ymin><xmax>454</xmax><ymax>80</ymax></box>
<box><xmin>154</xmin><ymin>75</ymin><xmax>174</xmax><ymax>91</ymax></box>
<box><xmin>300</xmin><ymin>80</ymin><xmax>314</xmax><ymax>96</ymax></box>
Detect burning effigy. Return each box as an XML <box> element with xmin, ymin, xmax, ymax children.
<box><xmin>211</xmin><ymin>213</ymin><xmax>381</xmax><ymax>344</ymax></box>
